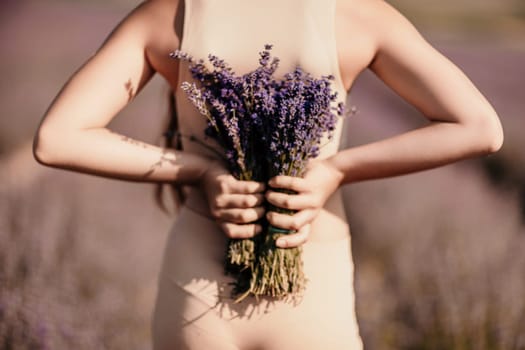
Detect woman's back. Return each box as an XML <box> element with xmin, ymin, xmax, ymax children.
<box><xmin>145</xmin><ymin>0</ymin><xmax>375</xmax><ymax>92</ymax></box>
<box><xmin>152</xmin><ymin>1</ymin><xmax>364</xmax><ymax>349</ymax></box>
<box><xmin>168</xmin><ymin>0</ymin><xmax>358</xmax><ymax>241</ymax></box>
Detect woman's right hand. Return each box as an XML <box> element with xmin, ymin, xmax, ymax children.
<box><xmin>200</xmin><ymin>161</ymin><xmax>266</xmax><ymax>239</ymax></box>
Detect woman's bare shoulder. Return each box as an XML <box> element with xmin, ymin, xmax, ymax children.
<box><xmin>35</xmin><ymin>0</ymin><xmax>183</xmax><ymax>136</ymax></box>
<box><xmin>140</xmin><ymin>0</ymin><xmax>184</xmax><ymax>85</ymax></box>
<box><xmin>104</xmin><ymin>0</ymin><xmax>180</xmax><ymax>46</ymax></box>
<box><xmin>336</xmin><ymin>0</ymin><xmax>430</xmax><ymax>89</ymax></box>
<box><xmin>337</xmin><ymin>0</ymin><xmax>418</xmax><ymax>36</ymax></box>
<box><xmin>100</xmin><ymin>0</ymin><xmax>182</xmax><ymax>86</ymax></box>
<box><xmin>334</xmin><ymin>0</ymin><xmax>396</xmax><ymax>89</ymax></box>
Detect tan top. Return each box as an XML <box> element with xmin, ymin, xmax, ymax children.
<box><xmin>175</xmin><ymin>0</ymin><xmax>347</xmax><ymax>159</ymax></box>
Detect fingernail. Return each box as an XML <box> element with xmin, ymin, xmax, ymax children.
<box><xmin>255</xmin><ymin>225</ymin><xmax>262</xmax><ymax>234</ymax></box>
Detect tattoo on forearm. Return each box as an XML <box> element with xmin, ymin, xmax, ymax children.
<box><xmin>120</xmin><ymin>135</ymin><xmax>149</xmax><ymax>149</ymax></box>
<box><xmin>108</xmin><ymin>130</ymin><xmax>178</xmax><ymax>180</ymax></box>
<box><xmin>142</xmin><ymin>149</ymin><xmax>178</xmax><ymax>179</ymax></box>
<box><xmin>108</xmin><ymin>129</ymin><xmax>148</xmax><ymax>149</ymax></box>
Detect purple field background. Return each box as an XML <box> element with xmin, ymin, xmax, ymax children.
<box><xmin>1</xmin><ymin>1</ymin><xmax>524</xmax><ymax>349</ymax></box>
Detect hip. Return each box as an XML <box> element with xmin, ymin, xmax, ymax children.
<box><xmin>153</xmin><ymin>206</ymin><xmax>362</xmax><ymax>349</ymax></box>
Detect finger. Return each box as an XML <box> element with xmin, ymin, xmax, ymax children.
<box><xmin>265</xmin><ymin>190</ymin><xmax>315</xmax><ymax>210</ymax></box>
<box><xmin>268</xmin><ymin>176</ymin><xmax>309</xmax><ymax>193</ymax></box>
<box><xmin>219</xmin><ymin>222</ymin><xmax>262</xmax><ymax>239</ymax></box>
<box><xmin>227</xmin><ymin>179</ymin><xmax>266</xmax><ymax>194</ymax></box>
<box><xmin>266</xmin><ymin>209</ymin><xmax>317</xmax><ymax>231</ymax></box>
<box><xmin>213</xmin><ymin>207</ymin><xmax>265</xmax><ymax>224</ymax></box>
<box><xmin>214</xmin><ymin>193</ymin><xmax>265</xmax><ymax>209</ymax></box>
<box><xmin>276</xmin><ymin>224</ymin><xmax>310</xmax><ymax>248</ymax></box>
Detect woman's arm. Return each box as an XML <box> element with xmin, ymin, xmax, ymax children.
<box><xmin>33</xmin><ymin>0</ymin><xmax>208</xmax><ymax>184</ymax></box>
<box><xmin>266</xmin><ymin>0</ymin><xmax>503</xmax><ymax>247</ymax></box>
<box><xmin>33</xmin><ymin>0</ymin><xmax>266</xmax><ymax>238</ymax></box>
<box><xmin>330</xmin><ymin>0</ymin><xmax>503</xmax><ymax>184</ymax></box>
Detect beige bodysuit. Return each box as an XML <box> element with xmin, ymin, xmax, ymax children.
<box><xmin>152</xmin><ymin>0</ymin><xmax>363</xmax><ymax>348</ymax></box>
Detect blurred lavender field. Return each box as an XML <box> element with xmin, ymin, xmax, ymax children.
<box><xmin>1</xmin><ymin>0</ymin><xmax>524</xmax><ymax>349</ymax></box>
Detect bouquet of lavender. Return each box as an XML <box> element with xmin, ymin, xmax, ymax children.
<box><xmin>171</xmin><ymin>45</ymin><xmax>344</xmax><ymax>300</ymax></box>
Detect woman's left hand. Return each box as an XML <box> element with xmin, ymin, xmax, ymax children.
<box><xmin>265</xmin><ymin>159</ymin><xmax>344</xmax><ymax>248</ymax></box>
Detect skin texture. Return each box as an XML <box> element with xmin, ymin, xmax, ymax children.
<box><xmin>33</xmin><ymin>0</ymin><xmax>503</xmax><ymax>248</ymax></box>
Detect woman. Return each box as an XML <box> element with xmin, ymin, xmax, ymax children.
<box><xmin>33</xmin><ymin>0</ymin><xmax>503</xmax><ymax>349</ymax></box>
